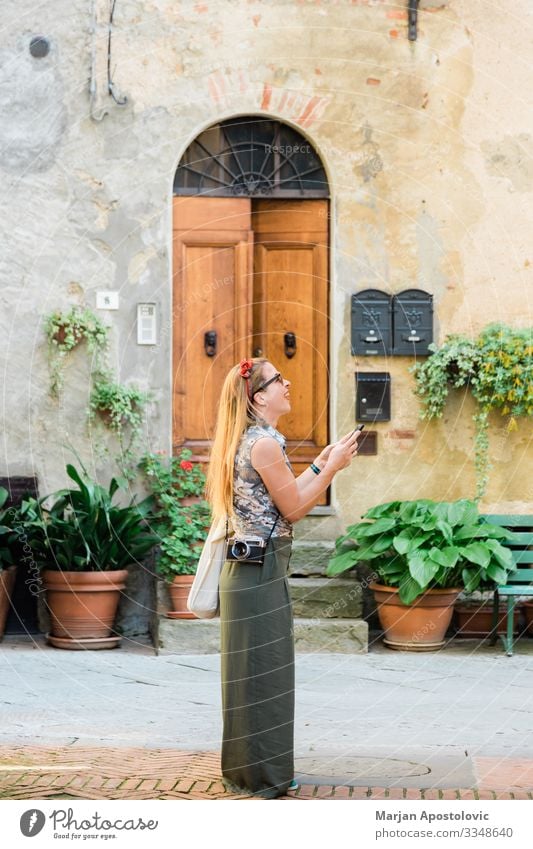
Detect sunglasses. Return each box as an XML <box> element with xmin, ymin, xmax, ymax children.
<box><xmin>253</xmin><ymin>372</ymin><xmax>284</xmax><ymax>396</ymax></box>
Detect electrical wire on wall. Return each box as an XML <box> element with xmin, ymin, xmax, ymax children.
<box><xmin>108</xmin><ymin>0</ymin><xmax>127</xmax><ymax>105</ymax></box>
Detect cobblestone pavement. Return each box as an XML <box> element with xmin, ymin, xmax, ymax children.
<box><xmin>0</xmin><ymin>745</ymin><xmax>532</xmax><ymax>801</ymax></box>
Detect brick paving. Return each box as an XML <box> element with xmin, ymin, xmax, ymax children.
<box><xmin>0</xmin><ymin>746</ymin><xmax>532</xmax><ymax>801</ymax></box>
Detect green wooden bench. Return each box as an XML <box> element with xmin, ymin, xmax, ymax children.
<box><xmin>483</xmin><ymin>514</ymin><xmax>533</xmax><ymax>656</ymax></box>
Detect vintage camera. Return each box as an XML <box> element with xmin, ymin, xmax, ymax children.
<box><xmin>229</xmin><ymin>536</ymin><xmax>266</xmax><ymax>561</ymax></box>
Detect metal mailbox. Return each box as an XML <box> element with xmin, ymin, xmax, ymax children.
<box><xmin>356</xmin><ymin>372</ymin><xmax>391</xmax><ymax>422</ymax></box>
<box><xmin>392</xmin><ymin>289</ymin><xmax>433</xmax><ymax>356</ymax></box>
<box><xmin>351</xmin><ymin>289</ymin><xmax>392</xmax><ymax>356</ymax></box>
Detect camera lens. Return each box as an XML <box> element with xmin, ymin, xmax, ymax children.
<box><xmin>232</xmin><ymin>540</ymin><xmax>250</xmax><ymax>560</ymax></box>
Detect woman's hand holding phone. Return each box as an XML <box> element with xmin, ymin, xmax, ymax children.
<box><xmin>327</xmin><ymin>426</ymin><xmax>363</xmax><ymax>472</ymax></box>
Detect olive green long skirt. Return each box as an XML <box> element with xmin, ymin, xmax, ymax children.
<box><xmin>219</xmin><ymin>536</ymin><xmax>294</xmax><ymax>799</ymax></box>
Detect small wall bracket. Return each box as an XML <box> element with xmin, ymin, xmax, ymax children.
<box><xmin>408</xmin><ymin>0</ymin><xmax>420</xmax><ymax>42</ymax></box>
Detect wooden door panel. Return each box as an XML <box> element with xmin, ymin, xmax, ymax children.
<box><xmin>254</xmin><ymin>243</ymin><xmax>324</xmax><ymax>439</ymax></box>
<box><xmin>173</xmin><ymin>198</ymin><xmax>253</xmax><ymax>458</ymax></box>
<box><xmin>252</xmin><ymin>200</ymin><xmax>329</xmax><ymax>501</ymax></box>
<box><xmin>252</xmin><ymin>199</ymin><xmax>329</xmax><ymax>234</ymax></box>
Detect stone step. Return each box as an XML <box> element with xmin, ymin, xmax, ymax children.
<box><xmin>293</xmin><ymin>618</ymin><xmax>368</xmax><ymax>654</ymax></box>
<box><xmin>289</xmin><ymin>578</ymin><xmax>363</xmax><ymax>619</ymax></box>
<box><xmin>156</xmin><ymin>576</ymin><xmax>362</xmax><ymax>621</ymax></box>
<box><xmin>294</xmin><ymin>512</ymin><xmax>345</xmax><ymax>542</ymax></box>
<box><xmin>156</xmin><ymin>616</ymin><xmax>367</xmax><ymax>655</ymax></box>
<box><xmin>289</xmin><ymin>540</ymin><xmax>338</xmax><ymax>576</ymax></box>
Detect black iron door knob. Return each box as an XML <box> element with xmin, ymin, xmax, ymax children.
<box><xmin>204</xmin><ymin>330</ymin><xmax>217</xmax><ymax>357</ymax></box>
<box><xmin>284</xmin><ymin>332</ymin><xmax>296</xmax><ymax>359</ymax></box>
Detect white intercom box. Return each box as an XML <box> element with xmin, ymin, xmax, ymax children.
<box><xmin>137</xmin><ymin>303</ymin><xmax>157</xmax><ymax>345</ymax></box>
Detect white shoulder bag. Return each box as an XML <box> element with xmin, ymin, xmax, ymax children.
<box><xmin>187</xmin><ymin>514</ymin><xmax>228</xmax><ymax>619</ymax></box>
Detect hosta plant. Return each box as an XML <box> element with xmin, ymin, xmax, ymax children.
<box><xmin>327</xmin><ymin>498</ymin><xmax>518</xmax><ymax>605</ymax></box>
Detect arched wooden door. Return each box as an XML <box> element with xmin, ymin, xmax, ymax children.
<box><xmin>172</xmin><ymin>118</ymin><xmax>330</xmax><ymax>501</ymax></box>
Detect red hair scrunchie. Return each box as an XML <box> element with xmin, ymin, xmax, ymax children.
<box><xmin>239</xmin><ymin>358</ymin><xmax>254</xmax><ymax>400</ymax></box>
<box><xmin>239</xmin><ymin>358</ymin><xmax>253</xmax><ymax>378</ymax></box>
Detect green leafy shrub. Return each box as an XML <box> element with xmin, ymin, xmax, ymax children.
<box><xmin>327</xmin><ymin>498</ymin><xmax>518</xmax><ymax>605</ymax></box>
<box><xmin>19</xmin><ymin>463</ymin><xmax>158</xmax><ymax>572</ymax></box>
<box><xmin>139</xmin><ymin>451</ymin><xmax>210</xmax><ymax>579</ymax></box>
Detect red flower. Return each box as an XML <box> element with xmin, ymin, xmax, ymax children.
<box><xmin>180</xmin><ymin>460</ymin><xmax>194</xmax><ymax>472</ymax></box>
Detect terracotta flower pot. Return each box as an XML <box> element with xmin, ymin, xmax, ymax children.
<box><xmin>97</xmin><ymin>408</ymin><xmax>125</xmax><ymax>428</ymax></box>
<box><xmin>0</xmin><ymin>565</ymin><xmax>17</xmax><ymax>640</ymax></box>
<box><xmin>42</xmin><ymin>569</ymin><xmax>129</xmax><ymax>650</ymax></box>
<box><xmin>454</xmin><ymin>601</ymin><xmax>520</xmax><ymax>637</ymax></box>
<box><xmin>370</xmin><ymin>582</ymin><xmax>461</xmax><ymax>651</ymax></box>
<box><xmin>167</xmin><ymin>574</ymin><xmax>196</xmax><ymax>619</ymax></box>
<box><xmin>522</xmin><ymin>601</ymin><xmax>533</xmax><ymax>636</ymax></box>
<box><xmin>53</xmin><ymin>326</ymin><xmax>83</xmax><ymax>346</ymax></box>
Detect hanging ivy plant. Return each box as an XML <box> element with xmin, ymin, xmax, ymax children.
<box><xmin>88</xmin><ymin>378</ymin><xmax>152</xmax><ymax>480</ymax></box>
<box><xmin>411</xmin><ymin>323</ymin><xmax>533</xmax><ymax>499</ymax></box>
<box><xmin>45</xmin><ymin>306</ymin><xmax>109</xmax><ymax>397</ymax></box>
<box><xmin>45</xmin><ymin>306</ymin><xmax>155</xmax><ymax>481</ymax></box>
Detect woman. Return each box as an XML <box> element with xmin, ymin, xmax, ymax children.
<box><xmin>205</xmin><ymin>357</ymin><xmax>360</xmax><ymax>798</ymax></box>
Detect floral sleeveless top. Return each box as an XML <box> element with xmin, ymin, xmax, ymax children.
<box><xmin>231</xmin><ymin>420</ymin><xmax>294</xmax><ymax>539</ymax></box>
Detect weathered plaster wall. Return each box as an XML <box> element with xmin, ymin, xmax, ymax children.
<box><xmin>0</xmin><ymin>0</ymin><xmax>531</xmax><ymax>540</ymax></box>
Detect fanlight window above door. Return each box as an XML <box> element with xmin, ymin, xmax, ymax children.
<box><xmin>174</xmin><ymin>117</ymin><xmax>329</xmax><ymax>198</ymax></box>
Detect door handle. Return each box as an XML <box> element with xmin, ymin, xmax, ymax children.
<box><xmin>284</xmin><ymin>332</ymin><xmax>296</xmax><ymax>359</ymax></box>
<box><xmin>204</xmin><ymin>330</ymin><xmax>217</xmax><ymax>357</ymax></box>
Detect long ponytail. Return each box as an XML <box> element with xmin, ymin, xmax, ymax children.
<box><xmin>205</xmin><ymin>358</ymin><xmax>268</xmax><ymax>522</ymax></box>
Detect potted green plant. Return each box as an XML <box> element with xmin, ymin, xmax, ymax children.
<box><xmin>327</xmin><ymin>498</ymin><xmax>518</xmax><ymax>651</ymax></box>
<box><xmin>45</xmin><ymin>306</ymin><xmax>109</xmax><ymax>397</ymax></box>
<box><xmin>156</xmin><ymin>502</ymin><xmax>210</xmax><ymax>618</ymax></box>
<box><xmin>88</xmin><ymin>378</ymin><xmax>151</xmax><ymax>479</ymax></box>
<box><xmin>523</xmin><ymin>603</ymin><xmax>533</xmax><ymax>636</ymax></box>
<box><xmin>139</xmin><ymin>451</ymin><xmax>210</xmax><ymax>618</ymax></box>
<box><xmin>0</xmin><ymin>487</ymin><xmax>19</xmax><ymax>640</ymax></box>
<box><xmin>411</xmin><ymin>324</ymin><xmax>533</xmax><ymax>498</ymax></box>
<box><xmin>139</xmin><ymin>449</ymin><xmax>208</xmax><ymax>505</ymax></box>
<box><xmin>21</xmin><ymin>463</ymin><xmax>158</xmax><ymax>649</ymax></box>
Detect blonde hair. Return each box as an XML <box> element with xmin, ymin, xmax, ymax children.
<box><xmin>205</xmin><ymin>358</ymin><xmax>268</xmax><ymax>522</ymax></box>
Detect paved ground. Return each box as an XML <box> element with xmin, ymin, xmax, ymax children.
<box><xmin>1</xmin><ymin>633</ymin><xmax>533</xmax><ymax>800</ymax></box>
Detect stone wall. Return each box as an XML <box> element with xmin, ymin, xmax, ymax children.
<box><xmin>1</xmin><ymin>1</ymin><xmax>532</xmax><ymax>632</ymax></box>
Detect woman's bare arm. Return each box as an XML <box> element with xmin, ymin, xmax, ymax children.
<box><xmin>250</xmin><ymin>433</ymin><xmax>358</xmax><ymax>523</ymax></box>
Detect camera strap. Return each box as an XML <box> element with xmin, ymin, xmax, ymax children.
<box><xmin>265</xmin><ymin>508</ymin><xmax>280</xmax><ymax>545</ymax></box>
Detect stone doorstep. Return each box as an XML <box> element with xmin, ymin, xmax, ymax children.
<box><xmin>292</xmin><ymin>618</ymin><xmax>368</xmax><ymax>654</ymax></box>
<box><xmin>156</xmin><ymin>616</ymin><xmax>368</xmax><ymax>655</ymax></box>
<box><xmin>289</xmin><ymin>577</ymin><xmax>363</xmax><ymax>619</ymax></box>
<box><xmin>289</xmin><ymin>540</ymin><xmax>337</xmax><ymax>576</ymax></box>
<box><xmin>293</xmin><ymin>513</ymin><xmax>345</xmax><ymax>542</ymax></box>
